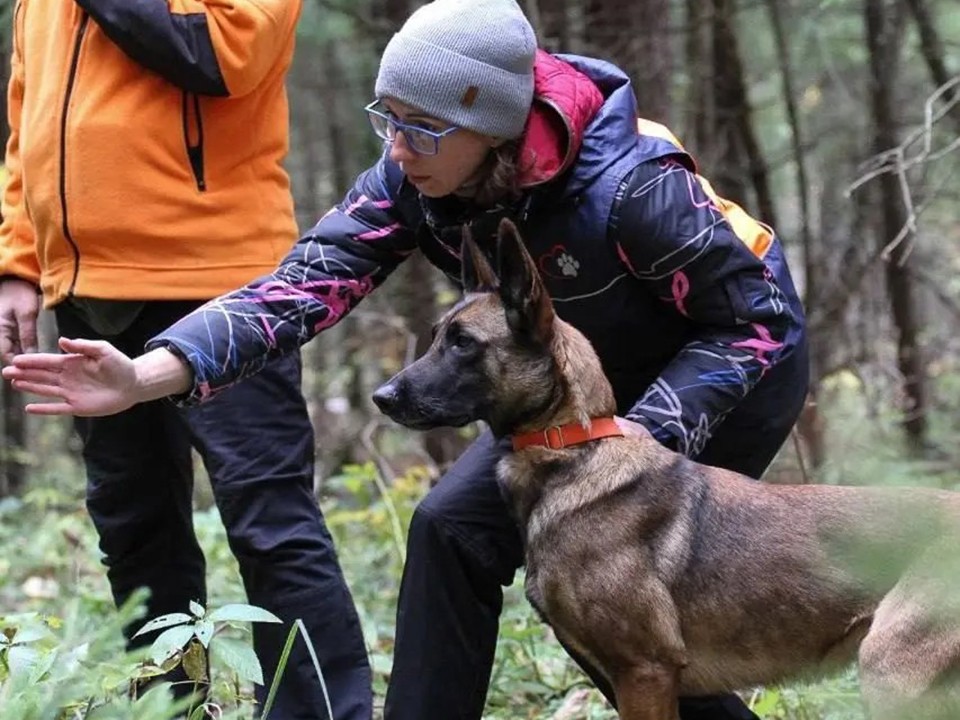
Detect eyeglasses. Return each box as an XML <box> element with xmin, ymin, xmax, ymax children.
<box><xmin>364</xmin><ymin>100</ymin><xmax>459</xmax><ymax>156</ymax></box>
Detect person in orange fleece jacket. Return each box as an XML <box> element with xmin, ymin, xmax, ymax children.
<box><xmin>0</xmin><ymin>2</ymin><xmax>370</xmax><ymax>716</ymax></box>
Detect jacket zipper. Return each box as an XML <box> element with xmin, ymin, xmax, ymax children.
<box><xmin>182</xmin><ymin>92</ymin><xmax>207</xmax><ymax>191</ymax></box>
<box><xmin>61</xmin><ymin>14</ymin><xmax>89</xmax><ymax>297</ymax></box>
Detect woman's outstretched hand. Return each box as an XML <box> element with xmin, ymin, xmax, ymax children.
<box><xmin>1</xmin><ymin>340</ymin><xmax>194</xmax><ymax>417</ymax></box>
<box><xmin>1</xmin><ymin>337</ymin><xmax>141</xmax><ymax>416</ymax></box>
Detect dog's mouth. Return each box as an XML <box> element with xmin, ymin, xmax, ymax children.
<box><xmin>386</xmin><ymin>411</ymin><xmax>475</xmax><ymax>431</ymax></box>
<box><xmin>372</xmin><ymin>381</ymin><xmax>479</xmax><ymax>430</ymax></box>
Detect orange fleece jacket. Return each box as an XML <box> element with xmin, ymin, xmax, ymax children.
<box><xmin>0</xmin><ymin>0</ymin><xmax>303</xmax><ymax>306</ymax></box>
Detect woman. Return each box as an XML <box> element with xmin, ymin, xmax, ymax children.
<box><xmin>4</xmin><ymin>0</ymin><xmax>807</xmax><ymax>718</ymax></box>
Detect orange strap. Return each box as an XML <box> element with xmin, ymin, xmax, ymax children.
<box><xmin>511</xmin><ymin>418</ymin><xmax>624</xmax><ymax>451</ymax></box>
<box><xmin>637</xmin><ymin>117</ymin><xmax>774</xmax><ymax>260</ymax></box>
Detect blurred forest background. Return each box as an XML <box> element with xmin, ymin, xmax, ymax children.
<box><xmin>0</xmin><ymin>0</ymin><xmax>959</xmax><ymax>718</ymax></box>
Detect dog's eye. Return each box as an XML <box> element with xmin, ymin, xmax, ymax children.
<box><xmin>452</xmin><ymin>333</ymin><xmax>475</xmax><ymax>350</ymax></box>
<box><xmin>445</xmin><ymin>323</ymin><xmax>476</xmax><ymax>352</ymax></box>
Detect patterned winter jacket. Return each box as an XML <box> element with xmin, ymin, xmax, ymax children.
<box><xmin>148</xmin><ymin>52</ymin><xmax>808</xmax><ymax>458</ymax></box>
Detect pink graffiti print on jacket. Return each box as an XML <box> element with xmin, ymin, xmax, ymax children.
<box><xmin>615</xmin><ymin>242</ymin><xmax>638</xmax><ymax>275</ymax></box>
<box><xmin>309</xmin><ymin>278</ymin><xmax>375</xmax><ymax>332</ymax></box>
<box><xmin>668</xmin><ymin>270</ymin><xmax>690</xmax><ymax>317</ymax></box>
<box><xmin>343</xmin><ymin>194</ymin><xmax>394</xmax><ymax>216</ymax></box>
<box><xmin>258</xmin><ymin>314</ymin><xmax>278</xmax><ymax>348</ymax></box>
<box><xmin>252</xmin><ymin>277</ymin><xmax>375</xmax><ymax>335</ymax></box>
<box><xmin>731</xmin><ymin>323</ymin><xmax>784</xmax><ymax>367</ymax></box>
<box><xmin>356</xmin><ymin>223</ymin><xmax>402</xmax><ymax>241</ymax></box>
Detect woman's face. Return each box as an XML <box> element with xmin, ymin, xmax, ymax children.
<box><xmin>382</xmin><ymin>98</ymin><xmax>496</xmax><ymax>198</ymax></box>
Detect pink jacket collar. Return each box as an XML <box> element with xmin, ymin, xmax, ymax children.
<box><xmin>517</xmin><ymin>50</ymin><xmax>605</xmax><ymax>188</ymax></box>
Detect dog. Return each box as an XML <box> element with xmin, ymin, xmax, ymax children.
<box><xmin>372</xmin><ymin>219</ymin><xmax>960</xmax><ymax>720</ymax></box>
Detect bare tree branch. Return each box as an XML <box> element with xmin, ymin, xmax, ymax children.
<box><xmin>903</xmin><ymin>0</ymin><xmax>960</xmax><ymax>134</ymax></box>
<box><xmin>845</xmin><ymin>74</ymin><xmax>960</xmax><ymax>263</ymax></box>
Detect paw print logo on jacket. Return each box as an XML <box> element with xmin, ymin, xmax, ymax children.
<box><xmin>558</xmin><ymin>252</ymin><xmax>580</xmax><ymax>277</ymax></box>
<box><xmin>538</xmin><ymin>245</ymin><xmax>580</xmax><ymax>279</ymax></box>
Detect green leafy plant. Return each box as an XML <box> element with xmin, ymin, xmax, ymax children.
<box><xmin>133</xmin><ymin>601</ymin><xmax>339</xmax><ymax>720</ymax></box>
<box><xmin>133</xmin><ymin>601</ymin><xmax>281</xmax><ymax>695</ymax></box>
<box><xmin>0</xmin><ymin>612</ymin><xmax>55</xmax><ymax>684</ymax></box>
<box><xmin>0</xmin><ymin>594</ymin><xmax>193</xmax><ymax>720</ymax></box>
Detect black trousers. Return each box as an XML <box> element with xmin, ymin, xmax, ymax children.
<box><xmin>385</xmin><ymin>341</ymin><xmax>810</xmax><ymax>720</ymax></box>
<box><xmin>57</xmin><ymin>301</ymin><xmax>371</xmax><ymax>720</ymax></box>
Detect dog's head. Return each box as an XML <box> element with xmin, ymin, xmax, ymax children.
<box><xmin>372</xmin><ymin>219</ymin><xmax>569</xmax><ymax>436</ymax></box>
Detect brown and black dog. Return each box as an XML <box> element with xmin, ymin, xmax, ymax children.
<box><xmin>372</xmin><ymin>219</ymin><xmax>960</xmax><ymax>720</ymax></box>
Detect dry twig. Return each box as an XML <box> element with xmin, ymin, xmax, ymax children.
<box><xmin>846</xmin><ymin>75</ymin><xmax>960</xmax><ymax>264</ymax></box>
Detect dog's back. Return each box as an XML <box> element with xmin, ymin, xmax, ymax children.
<box><xmin>666</xmin><ymin>462</ymin><xmax>960</xmax><ymax>694</ymax></box>
<box><xmin>509</xmin><ymin>421</ymin><xmax>960</xmax><ymax>719</ymax></box>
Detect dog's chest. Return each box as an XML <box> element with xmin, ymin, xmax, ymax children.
<box><xmin>521</xmin><ymin>541</ymin><xmax>580</xmax><ymax>639</ymax></box>
<box><xmin>517</xmin><ymin>485</ymin><xmax>621</xmax><ymax>630</ymax></box>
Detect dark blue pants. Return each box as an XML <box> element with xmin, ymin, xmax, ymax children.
<box><xmin>56</xmin><ymin>301</ymin><xmax>371</xmax><ymax>720</ymax></box>
<box><xmin>385</xmin><ymin>341</ymin><xmax>809</xmax><ymax>720</ymax></box>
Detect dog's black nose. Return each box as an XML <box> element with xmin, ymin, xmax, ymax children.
<box><xmin>372</xmin><ymin>383</ymin><xmax>399</xmax><ymax>414</ymax></box>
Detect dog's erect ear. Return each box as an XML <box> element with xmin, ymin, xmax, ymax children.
<box><xmin>496</xmin><ymin>218</ymin><xmax>554</xmax><ymax>344</ymax></box>
<box><xmin>460</xmin><ymin>224</ymin><xmax>498</xmax><ymax>293</ymax></box>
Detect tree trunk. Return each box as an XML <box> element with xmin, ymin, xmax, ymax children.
<box><xmin>683</xmin><ymin>0</ymin><xmax>713</xmax><ymax>156</ymax></box>
<box><xmin>586</xmin><ymin>0</ymin><xmax>674</xmax><ymax>123</ymax></box>
<box><xmin>764</xmin><ymin>0</ymin><xmax>812</xmax><ymax>305</ymax></box>
<box><xmin>322</xmin><ymin>42</ymin><xmax>352</xmax><ymax>202</ymax></box>
<box><xmin>762</xmin><ymin>0</ymin><xmax>823</xmax><ymax>472</ymax></box>
<box><xmin>864</xmin><ymin>0</ymin><xmax>928</xmax><ymax>454</ymax></box>
<box><xmin>1</xmin><ymin>381</ymin><xmax>27</xmax><ymax>497</ymax></box>
<box><xmin>0</xmin><ymin>41</ymin><xmax>27</xmax><ymax>498</ymax></box>
<box><xmin>525</xmin><ymin>0</ymin><xmax>568</xmax><ymax>53</ymax></box>
<box><xmin>630</xmin><ymin>0</ymin><xmax>674</xmax><ymax>124</ymax></box>
<box><xmin>383</xmin><ymin>0</ymin><xmax>411</xmax><ymax>31</ymax></box>
<box><xmin>290</xmin><ymin>58</ymin><xmax>323</xmax><ymax>226</ymax></box>
<box><xmin>711</xmin><ymin>0</ymin><xmax>777</xmax><ymax>225</ymax></box>
<box><xmin>902</xmin><ymin>0</ymin><xmax>960</xmax><ymax>133</ymax></box>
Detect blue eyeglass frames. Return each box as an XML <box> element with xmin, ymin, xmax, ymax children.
<box><xmin>364</xmin><ymin>100</ymin><xmax>459</xmax><ymax>156</ymax></box>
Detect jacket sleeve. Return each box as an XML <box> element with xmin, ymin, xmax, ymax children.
<box><xmin>145</xmin><ymin>153</ymin><xmax>418</xmax><ymax>404</ymax></box>
<box><xmin>73</xmin><ymin>0</ymin><xmax>301</xmax><ymax>97</ymax></box>
<box><xmin>612</xmin><ymin>157</ymin><xmax>803</xmax><ymax>458</ymax></box>
<box><xmin>0</xmin><ymin>3</ymin><xmax>39</xmax><ymax>284</ymax></box>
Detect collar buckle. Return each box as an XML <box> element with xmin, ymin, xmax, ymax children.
<box><xmin>543</xmin><ymin>425</ymin><xmax>565</xmax><ymax>449</ymax></box>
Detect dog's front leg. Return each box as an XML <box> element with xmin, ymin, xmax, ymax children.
<box><xmin>613</xmin><ymin>662</ymin><xmax>681</xmax><ymax>720</ymax></box>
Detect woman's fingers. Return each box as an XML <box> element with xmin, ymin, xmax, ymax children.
<box><xmin>59</xmin><ymin>337</ymin><xmax>114</xmax><ymax>358</ymax></box>
<box><xmin>25</xmin><ymin>401</ymin><xmax>77</xmax><ymax>416</ymax></box>
<box><xmin>10</xmin><ymin>379</ymin><xmax>66</xmax><ymax>399</ymax></box>
<box><xmin>3</xmin><ymin>367</ymin><xmax>62</xmax><ymax>386</ymax></box>
<box><xmin>2</xmin><ymin>352</ymin><xmax>72</xmax><ymax>372</ymax></box>
<box><xmin>2</xmin><ymin>339</ymin><xmax>117</xmax><ymax>378</ymax></box>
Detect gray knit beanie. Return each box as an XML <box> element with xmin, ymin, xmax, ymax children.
<box><xmin>374</xmin><ymin>0</ymin><xmax>537</xmax><ymax>140</ymax></box>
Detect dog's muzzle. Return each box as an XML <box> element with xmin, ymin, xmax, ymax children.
<box><xmin>372</xmin><ymin>382</ymin><xmax>401</xmax><ymax>418</ymax></box>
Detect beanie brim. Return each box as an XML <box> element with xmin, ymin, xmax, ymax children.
<box><xmin>375</xmin><ymin>34</ymin><xmax>534</xmax><ymax>140</ymax></box>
